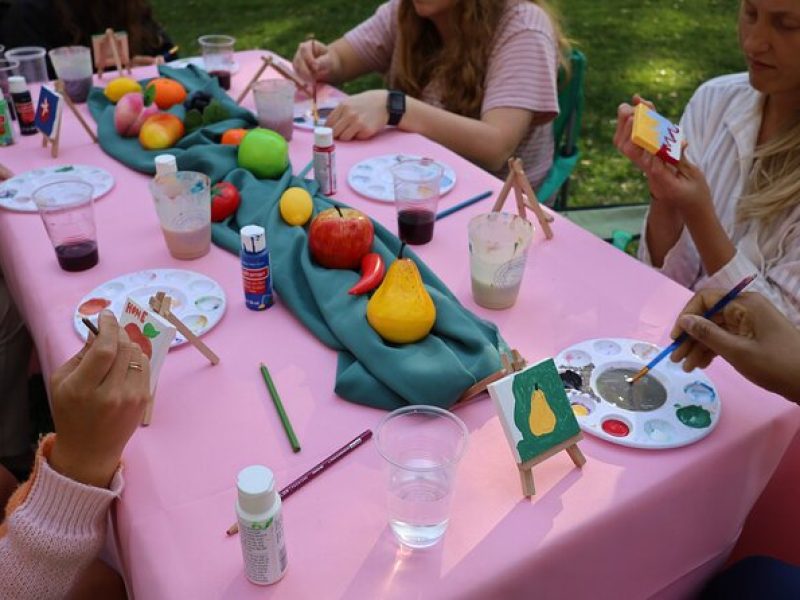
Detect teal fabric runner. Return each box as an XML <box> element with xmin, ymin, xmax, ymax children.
<box><xmin>88</xmin><ymin>65</ymin><xmax>502</xmax><ymax>410</ymax></box>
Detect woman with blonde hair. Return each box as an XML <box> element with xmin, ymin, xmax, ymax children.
<box><xmin>614</xmin><ymin>0</ymin><xmax>800</xmax><ymax>325</ymax></box>
<box><xmin>293</xmin><ymin>0</ymin><xmax>570</xmax><ymax>186</ymax></box>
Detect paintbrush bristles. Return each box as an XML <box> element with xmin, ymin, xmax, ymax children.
<box><xmin>629</xmin><ymin>367</ymin><xmax>648</xmax><ymax>385</ymax></box>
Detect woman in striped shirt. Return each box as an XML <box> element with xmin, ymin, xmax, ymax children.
<box><xmin>292</xmin><ymin>0</ymin><xmax>569</xmax><ymax>187</ymax></box>
<box><xmin>615</xmin><ymin>0</ymin><xmax>800</xmax><ymax>326</ymax></box>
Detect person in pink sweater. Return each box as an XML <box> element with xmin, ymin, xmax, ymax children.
<box><xmin>0</xmin><ymin>310</ymin><xmax>150</xmax><ymax>599</ymax></box>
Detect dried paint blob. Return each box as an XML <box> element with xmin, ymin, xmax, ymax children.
<box><xmin>571</xmin><ymin>403</ymin><xmax>589</xmax><ymax>417</ymax></box>
<box><xmin>566</xmin><ymin>389</ymin><xmax>596</xmax><ymax>417</ymax></box>
<box><xmin>78</xmin><ymin>297</ymin><xmax>110</xmax><ymax>316</ymax></box>
<box><xmin>563</xmin><ymin>349</ymin><xmax>592</xmax><ymax>368</ymax></box>
<box><xmin>602</xmin><ymin>418</ymin><xmax>630</xmax><ymax>437</ymax></box>
<box><xmin>195</xmin><ymin>296</ymin><xmax>224</xmax><ymax>311</ymax></box>
<box><xmin>684</xmin><ymin>382</ymin><xmax>716</xmax><ymax>404</ymax></box>
<box><xmin>595</xmin><ymin>367</ymin><xmax>667</xmax><ymax>412</ymax></box>
<box><xmin>644</xmin><ymin>419</ymin><xmax>675</xmax><ymax>443</ymax></box>
<box><xmin>593</xmin><ymin>340</ymin><xmax>622</xmax><ymax>356</ymax></box>
<box><xmin>560</xmin><ymin>369</ymin><xmax>583</xmax><ymax>390</ymax></box>
<box><xmin>676</xmin><ymin>405</ymin><xmax>712</xmax><ymax>429</ymax></box>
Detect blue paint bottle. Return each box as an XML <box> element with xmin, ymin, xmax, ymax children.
<box><xmin>240</xmin><ymin>225</ymin><xmax>274</xmax><ymax>310</ymax></box>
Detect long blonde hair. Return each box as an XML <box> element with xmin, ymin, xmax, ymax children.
<box><xmin>391</xmin><ymin>0</ymin><xmax>571</xmax><ymax>119</ymax></box>
<box><xmin>737</xmin><ymin>118</ymin><xmax>800</xmax><ymax>243</ymax></box>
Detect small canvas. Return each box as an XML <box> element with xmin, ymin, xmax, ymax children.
<box><xmin>489</xmin><ymin>358</ymin><xmax>581</xmax><ymax>465</ymax></box>
<box><xmin>119</xmin><ymin>297</ymin><xmax>176</xmax><ymax>394</ymax></box>
<box><xmin>631</xmin><ymin>103</ymin><xmax>683</xmax><ymax>165</ymax></box>
<box><xmin>91</xmin><ymin>30</ymin><xmax>130</xmax><ymax>72</ymax></box>
<box><xmin>34</xmin><ymin>86</ymin><xmax>62</xmax><ymax>140</ymax></box>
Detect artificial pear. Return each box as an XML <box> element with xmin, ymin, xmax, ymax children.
<box><xmin>529</xmin><ymin>384</ymin><xmax>556</xmax><ymax>436</ymax></box>
<box><xmin>366</xmin><ymin>249</ymin><xmax>436</xmax><ymax>344</ymax></box>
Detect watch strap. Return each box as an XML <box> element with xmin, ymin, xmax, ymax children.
<box><xmin>387</xmin><ymin>90</ymin><xmax>405</xmax><ymax>126</ymax></box>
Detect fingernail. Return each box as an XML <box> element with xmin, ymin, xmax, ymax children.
<box><xmin>678</xmin><ymin>315</ymin><xmax>695</xmax><ymax>330</ymax></box>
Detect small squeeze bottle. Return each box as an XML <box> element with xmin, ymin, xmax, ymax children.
<box><xmin>240</xmin><ymin>224</ymin><xmax>274</xmax><ymax>311</ymax></box>
<box><xmin>313</xmin><ymin>126</ymin><xmax>336</xmax><ymax>196</ymax></box>
<box><xmin>236</xmin><ymin>465</ymin><xmax>288</xmax><ymax>585</ymax></box>
<box><xmin>9</xmin><ymin>76</ymin><xmax>36</xmax><ymax>136</ymax></box>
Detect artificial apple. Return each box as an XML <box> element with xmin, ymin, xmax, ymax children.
<box><xmin>308</xmin><ymin>206</ymin><xmax>374</xmax><ymax>269</ymax></box>
<box><xmin>237</xmin><ymin>128</ymin><xmax>288</xmax><ymax>179</ymax></box>
<box><xmin>211</xmin><ymin>181</ymin><xmax>240</xmax><ymax>222</ymax></box>
<box><xmin>114</xmin><ymin>91</ymin><xmax>159</xmax><ymax>137</ymax></box>
<box><xmin>124</xmin><ymin>323</ymin><xmax>153</xmax><ymax>359</ymax></box>
<box><xmin>139</xmin><ymin>113</ymin><xmax>185</xmax><ymax>150</ymax></box>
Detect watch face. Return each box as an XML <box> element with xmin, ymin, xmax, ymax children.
<box><xmin>389</xmin><ymin>91</ymin><xmax>405</xmax><ymax>113</ymax></box>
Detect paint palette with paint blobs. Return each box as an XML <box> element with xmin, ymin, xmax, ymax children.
<box><xmin>555</xmin><ymin>338</ymin><xmax>720</xmax><ymax>449</ymax></box>
<box><xmin>0</xmin><ymin>164</ymin><xmax>115</xmax><ymax>213</ymax></box>
<box><xmin>347</xmin><ymin>154</ymin><xmax>456</xmax><ymax>203</ymax></box>
<box><xmin>74</xmin><ymin>269</ymin><xmax>226</xmax><ymax>348</ymax></box>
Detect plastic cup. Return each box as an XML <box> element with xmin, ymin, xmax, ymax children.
<box><xmin>149</xmin><ymin>171</ymin><xmax>211</xmax><ymax>260</ymax></box>
<box><xmin>391</xmin><ymin>158</ymin><xmax>442</xmax><ymax>245</ymax></box>
<box><xmin>6</xmin><ymin>47</ymin><xmax>48</xmax><ymax>83</ymax></box>
<box><xmin>199</xmin><ymin>35</ymin><xmax>235</xmax><ymax>89</ymax></box>
<box><xmin>32</xmin><ymin>181</ymin><xmax>99</xmax><ymax>272</ymax></box>
<box><xmin>375</xmin><ymin>405</ymin><xmax>468</xmax><ymax>549</ymax></box>
<box><xmin>252</xmin><ymin>79</ymin><xmax>295</xmax><ymax>141</ymax></box>
<box><xmin>0</xmin><ymin>59</ymin><xmax>19</xmax><ymax>101</ymax></box>
<box><xmin>48</xmin><ymin>46</ymin><xmax>93</xmax><ymax>103</ymax></box>
<box><xmin>468</xmin><ymin>212</ymin><xmax>534</xmax><ymax>310</ymax></box>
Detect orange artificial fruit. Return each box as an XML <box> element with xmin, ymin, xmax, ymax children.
<box><xmin>221</xmin><ymin>128</ymin><xmax>248</xmax><ymax>146</ymax></box>
<box><xmin>145</xmin><ymin>78</ymin><xmax>187</xmax><ymax>110</ymax></box>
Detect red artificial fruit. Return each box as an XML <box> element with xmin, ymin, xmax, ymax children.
<box><xmin>308</xmin><ymin>206</ymin><xmax>374</xmax><ymax>269</ymax></box>
<box><xmin>124</xmin><ymin>323</ymin><xmax>153</xmax><ymax>359</ymax></box>
<box><xmin>211</xmin><ymin>181</ymin><xmax>241</xmax><ymax>222</ymax></box>
<box><xmin>348</xmin><ymin>252</ymin><xmax>385</xmax><ymax>295</ymax></box>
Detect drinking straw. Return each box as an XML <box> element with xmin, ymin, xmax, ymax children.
<box><xmin>260</xmin><ymin>362</ymin><xmax>301</xmax><ymax>452</ymax></box>
<box><xmin>435</xmin><ymin>190</ymin><xmax>493</xmax><ymax>221</ymax></box>
<box><xmin>226</xmin><ymin>429</ymin><xmax>372</xmax><ymax>535</ymax></box>
<box><xmin>629</xmin><ymin>273</ymin><xmax>758</xmax><ymax>384</ymax></box>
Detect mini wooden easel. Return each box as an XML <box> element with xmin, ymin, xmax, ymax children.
<box><xmin>236</xmin><ymin>55</ymin><xmax>273</xmax><ymax>104</ymax></box>
<box><xmin>518</xmin><ymin>433</ymin><xmax>585</xmax><ymax>497</ymax></box>
<box><xmin>492</xmin><ymin>157</ymin><xmax>554</xmax><ymax>240</ymax></box>
<box><xmin>93</xmin><ymin>29</ymin><xmax>132</xmax><ymax>79</ymax></box>
<box><xmin>40</xmin><ymin>81</ymin><xmax>99</xmax><ymax>158</ymax></box>
<box><xmin>235</xmin><ymin>55</ymin><xmax>314</xmax><ymax>104</ymax></box>
<box><xmin>149</xmin><ymin>292</ymin><xmax>220</xmax><ymax>365</ymax></box>
<box><xmin>456</xmin><ymin>349</ymin><xmax>527</xmax><ymax>405</ymax></box>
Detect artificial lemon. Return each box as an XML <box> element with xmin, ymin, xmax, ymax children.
<box><xmin>104</xmin><ymin>77</ymin><xmax>142</xmax><ymax>103</ymax></box>
<box><xmin>279</xmin><ymin>187</ymin><xmax>313</xmax><ymax>226</ymax></box>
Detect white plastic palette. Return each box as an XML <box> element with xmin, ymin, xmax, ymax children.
<box><xmin>0</xmin><ymin>165</ymin><xmax>115</xmax><ymax>213</ymax></box>
<box><xmin>555</xmin><ymin>338</ymin><xmax>720</xmax><ymax>449</ymax></box>
<box><xmin>74</xmin><ymin>269</ymin><xmax>226</xmax><ymax>348</ymax></box>
<box><xmin>293</xmin><ymin>102</ymin><xmax>338</xmax><ymax>130</ymax></box>
<box><xmin>347</xmin><ymin>154</ymin><xmax>456</xmax><ymax>203</ymax></box>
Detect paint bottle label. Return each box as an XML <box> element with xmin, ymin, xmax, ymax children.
<box><xmin>240</xmin><ymin>224</ymin><xmax>274</xmax><ymax>311</ymax></box>
<box><xmin>11</xmin><ymin>92</ymin><xmax>36</xmax><ymax>136</ymax></box>
<box><xmin>313</xmin><ymin>145</ymin><xmax>336</xmax><ymax>196</ymax></box>
<box><xmin>0</xmin><ymin>100</ymin><xmax>14</xmax><ymax>146</ymax></box>
<box><xmin>239</xmin><ymin>511</ymin><xmax>288</xmax><ymax>585</ymax></box>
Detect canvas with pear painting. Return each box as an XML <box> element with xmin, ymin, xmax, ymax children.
<box><xmin>489</xmin><ymin>358</ymin><xmax>581</xmax><ymax>465</ymax></box>
<box><xmin>119</xmin><ymin>297</ymin><xmax>175</xmax><ymax>394</ymax></box>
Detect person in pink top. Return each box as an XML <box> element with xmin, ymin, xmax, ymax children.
<box><xmin>292</xmin><ymin>0</ymin><xmax>569</xmax><ymax>187</ymax></box>
<box><xmin>0</xmin><ymin>310</ymin><xmax>150</xmax><ymax>600</ymax></box>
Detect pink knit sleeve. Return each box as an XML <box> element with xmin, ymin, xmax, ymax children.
<box><xmin>343</xmin><ymin>0</ymin><xmax>399</xmax><ymax>74</ymax></box>
<box><xmin>0</xmin><ymin>457</ymin><xmax>123</xmax><ymax>600</ymax></box>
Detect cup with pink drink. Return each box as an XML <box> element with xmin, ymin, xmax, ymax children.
<box><xmin>149</xmin><ymin>171</ymin><xmax>211</xmax><ymax>260</ymax></box>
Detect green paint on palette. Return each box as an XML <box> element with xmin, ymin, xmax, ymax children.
<box><xmin>676</xmin><ymin>405</ymin><xmax>711</xmax><ymax>429</ymax></box>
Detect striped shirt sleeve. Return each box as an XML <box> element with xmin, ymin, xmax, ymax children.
<box><xmin>344</xmin><ymin>0</ymin><xmax>398</xmax><ymax>75</ymax></box>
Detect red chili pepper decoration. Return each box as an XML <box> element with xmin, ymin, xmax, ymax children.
<box><xmin>348</xmin><ymin>252</ymin><xmax>385</xmax><ymax>295</ymax></box>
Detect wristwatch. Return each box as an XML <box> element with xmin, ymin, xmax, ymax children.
<box><xmin>387</xmin><ymin>90</ymin><xmax>406</xmax><ymax>126</ymax></box>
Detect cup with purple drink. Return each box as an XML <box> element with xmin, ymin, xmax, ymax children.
<box><xmin>32</xmin><ymin>180</ymin><xmax>99</xmax><ymax>272</ymax></box>
<box><xmin>391</xmin><ymin>158</ymin><xmax>443</xmax><ymax>245</ymax></box>
<box><xmin>253</xmin><ymin>79</ymin><xmax>295</xmax><ymax>141</ymax></box>
<box><xmin>48</xmin><ymin>46</ymin><xmax>94</xmax><ymax>103</ymax></box>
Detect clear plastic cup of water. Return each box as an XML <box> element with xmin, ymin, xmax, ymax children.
<box><xmin>375</xmin><ymin>405</ymin><xmax>468</xmax><ymax>549</ymax></box>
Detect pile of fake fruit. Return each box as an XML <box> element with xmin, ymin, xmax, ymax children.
<box><xmin>280</xmin><ymin>196</ymin><xmax>436</xmax><ymax>344</ymax></box>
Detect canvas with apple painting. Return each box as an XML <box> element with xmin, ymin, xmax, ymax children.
<box><xmin>488</xmin><ymin>358</ymin><xmax>586</xmax><ymax>496</ymax></box>
<box><xmin>119</xmin><ymin>296</ymin><xmax>175</xmax><ymax>400</ymax></box>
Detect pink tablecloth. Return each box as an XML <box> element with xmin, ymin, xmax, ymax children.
<box><xmin>1</xmin><ymin>51</ymin><xmax>797</xmax><ymax>599</ymax></box>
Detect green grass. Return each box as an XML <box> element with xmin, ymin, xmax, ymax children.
<box><xmin>151</xmin><ymin>0</ymin><xmax>744</xmax><ymax>207</ymax></box>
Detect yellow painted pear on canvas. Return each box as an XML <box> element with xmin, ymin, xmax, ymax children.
<box><xmin>366</xmin><ymin>246</ymin><xmax>436</xmax><ymax>344</ymax></box>
<box><xmin>529</xmin><ymin>384</ymin><xmax>556</xmax><ymax>436</ymax></box>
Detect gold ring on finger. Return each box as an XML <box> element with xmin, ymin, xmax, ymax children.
<box><xmin>128</xmin><ymin>362</ymin><xmax>144</xmax><ymax>372</ymax></box>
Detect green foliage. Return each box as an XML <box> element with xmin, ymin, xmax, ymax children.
<box><xmin>152</xmin><ymin>0</ymin><xmax>743</xmax><ymax>207</ymax></box>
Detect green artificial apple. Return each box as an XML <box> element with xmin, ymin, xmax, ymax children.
<box><xmin>237</xmin><ymin>128</ymin><xmax>289</xmax><ymax>179</ymax></box>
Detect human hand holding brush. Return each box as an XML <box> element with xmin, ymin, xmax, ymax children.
<box><xmin>671</xmin><ymin>290</ymin><xmax>800</xmax><ymax>403</ymax></box>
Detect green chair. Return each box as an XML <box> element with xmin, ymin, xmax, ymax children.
<box><xmin>536</xmin><ymin>48</ymin><xmax>586</xmax><ymax>210</ymax></box>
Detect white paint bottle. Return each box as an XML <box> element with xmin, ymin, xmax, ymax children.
<box><xmin>236</xmin><ymin>465</ymin><xmax>288</xmax><ymax>585</ymax></box>
<box><xmin>313</xmin><ymin>126</ymin><xmax>336</xmax><ymax>195</ymax></box>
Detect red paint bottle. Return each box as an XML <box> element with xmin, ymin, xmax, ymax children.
<box><xmin>9</xmin><ymin>76</ymin><xmax>36</xmax><ymax>136</ymax></box>
<box><xmin>313</xmin><ymin>126</ymin><xmax>336</xmax><ymax>196</ymax></box>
